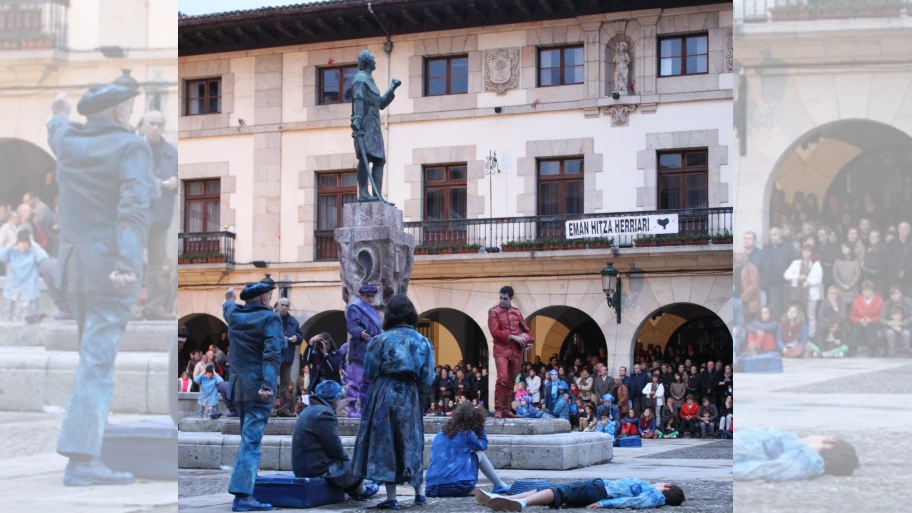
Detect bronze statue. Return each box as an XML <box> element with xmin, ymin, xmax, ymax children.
<box><xmin>351</xmin><ymin>50</ymin><xmax>400</xmax><ymax>205</ymax></box>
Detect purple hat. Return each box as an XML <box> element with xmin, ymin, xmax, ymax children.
<box><xmin>359</xmin><ymin>285</ymin><xmax>378</xmax><ymax>294</ymax></box>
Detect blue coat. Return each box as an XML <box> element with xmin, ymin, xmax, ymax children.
<box><xmin>345</xmin><ymin>298</ymin><xmax>382</xmax><ymax>363</ymax></box>
<box><xmin>292</xmin><ymin>396</ymin><xmax>349</xmax><ymax>478</ymax></box>
<box><xmin>148</xmin><ymin>138</ymin><xmax>178</xmax><ymax>227</ymax></box>
<box><xmin>597</xmin><ymin>478</ymin><xmax>666</xmax><ymax>509</ymax></box>
<box><xmin>596</xmin><ymin>403</ymin><xmax>619</xmax><ymax>423</ymax></box>
<box><xmin>46</xmin><ymin>114</ymin><xmax>155</xmax><ymax>295</ymax></box>
<box><xmin>543</xmin><ymin>379</ymin><xmax>568</xmax><ymax>412</ymax></box>
<box><xmin>0</xmin><ymin>244</ymin><xmax>48</xmax><ymax>301</ymax></box>
<box><xmin>194</xmin><ymin>373</ymin><xmax>224</xmax><ymax>406</ymax></box>
<box><xmin>425</xmin><ymin>429</ymin><xmax>488</xmax><ymax>487</ymax></box>
<box><xmin>280</xmin><ymin>313</ymin><xmax>304</xmax><ymax>366</ymax></box>
<box><xmin>552</xmin><ymin>397</ymin><xmax>570</xmax><ymax>421</ymax></box>
<box><xmin>734</xmin><ymin>427</ymin><xmax>824</xmax><ymax>481</ymax></box>
<box><xmin>222</xmin><ymin>300</ymin><xmax>285</xmax><ymax>401</ymax></box>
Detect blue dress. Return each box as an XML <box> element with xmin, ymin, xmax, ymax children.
<box><xmin>734</xmin><ymin>427</ymin><xmax>824</xmax><ymax>481</ymax></box>
<box><xmin>352</xmin><ymin>325</ymin><xmax>435</xmax><ymax>487</ymax></box>
<box><xmin>425</xmin><ymin>429</ymin><xmax>488</xmax><ymax>497</ymax></box>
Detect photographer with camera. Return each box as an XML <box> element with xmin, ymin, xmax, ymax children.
<box><xmin>303</xmin><ymin>332</ymin><xmax>344</xmax><ymax>395</ymax></box>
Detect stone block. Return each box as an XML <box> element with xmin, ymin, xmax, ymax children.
<box><xmin>255</xmin><ymin>107</ymin><xmax>282</xmax><ymax>125</ymax></box>
<box><xmin>178</xmin><ymin>433</ymin><xmax>223</xmax><ymax>469</ymax></box>
<box><xmin>43</xmin><ymin>321</ymin><xmax>174</xmax><ymax>352</ymax></box>
<box><xmin>0</xmin><ymin>350</ymin><xmax>48</xmax><ymax>411</ymax></box>
<box><xmin>255</xmin><ymin>54</ymin><xmax>283</xmax><ymax>74</ymax></box>
<box><xmin>255</xmin><ymin>72</ymin><xmax>283</xmax><ymax>91</ymax></box>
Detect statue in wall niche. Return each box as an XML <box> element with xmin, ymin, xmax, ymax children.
<box><xmin>613</xmin><ymin>42</ymin><xmax>630</xmax><ymax>94</ymax></box>
<box><xmin>351</xmin><ymin>50</ymin><xmax>401</xmax><ymax>206</ymax></box>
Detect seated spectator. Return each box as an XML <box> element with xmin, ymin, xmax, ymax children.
<box><xmin>0</xmin><ymin>229</ymin><xmax>48</xmax><ymax>321</ymax></box>
<box><xmin>596</xmin><ymin>394</ymin><xmax>620</xmax><ymax>434</ymax></box>
<box><xmin>475</xmin><ymin>479</ymin><xmax>685</xmax><ymax>510</ymax></box>
<box><xmin>881</xmin><ymin>285</ymin><xmax>912</xmax><ymax>357</ymax></box>
<box><xmin>292</xmin><ymin>381</ymin><xmax>379</xmax><ymax>500</ymax></box>
<box><xmin>719</xmin><ymin>395</ymin><xmax>733</xmax><ymax>434</ymax></box>
<box><xmin>515</xmin><ymin>397</ymin><xmax>537</xmax><ymax>418</ymax></box>
<box><xmin>445</xmin><ymin>399</ymin><xmax>456</xmax><ymax>417</ymax></box>
<box><xmin>275</xmin><ymin>381</ymin><xmax>297</xmax><ymax>418</ymax></box>
<box><xmin>579</xmin><ymin>403</ymin><xmax>595</xmax><ymax>432</ymax></box>
<box><xmin>455</xmin><ymin>369</ymin><xmax>475</xmax><ymax>402</ymax></box>
<box><xmin>193</xmin><ymin>365</ymin><xmax>223</xmax><ymax>419</ymax></box>
<box><xmin>513</xmin><ymin>381</ymin><xmax>530</xmax><ymax>408</ymax></box>
<box><xmin>593</xmin><ymin>415</ymin><xmax>615</xmax><ymax>437</ymax></box>
<box><xmin>434</xmin><ymin>369</ymin><xmax>456</xmax><ymax>403</ymax></box>
<box><xmin>571</xmin><ymin>399</ymin><xmax>584</xmax><ymax>429</ymax></box>
<box><xmin>849</xmin><ymin>280</ymin><xmax>885</xmax><ymax>356</ymax></box>
<box><xmin>552</xmin><ymin>392</ymin><xmax>571</xmax><ymax>421</ymax></box>
<box><xmin>426</xmin><ymin>404</ymin><xmax>510</xmax><ymax>498</ymax></box>
<box><xmin>734</xmin><ymin>427</ymin><xmax>859</xmax><ymax>481</ymax></box>
<box><xmin>811</xmin><ymin>321</ymin><xmax>848</xmax><ymax>358</ymax></box>
<box><xmin>698</xmin><ymin>397</ymin><xmax>718</xmax><ymax>438</ymax></box>
<box><xmin>639</xmin><ymin>409</ymin><xmax>657</xmax><ymax>439</ymax></box>
<box><xmin>816</xmin><ymin>285</ymin><xmax>848</xmax><ymax>347</ymax></box>
<box><xmin>619</xmin><ymin>409</ymin><xmax>640</xmax><ymax>438</ymax></box>
<box><xmin>660</xmin><ymin>397</ymin><xmax>677</xmax><ymax>428</ymax></box>
<box><xmin>778</xmin><ymin>304</ymin><xmax>810</xmax><ymax>358</ymax></box>
<box><xmin>745</xmin><ymin>306</ymin><xmax>779</xmax><ymax>354</ymax></box>
<box><xmin>178</xmin><ymin>371</ymin><xmax>192</xmax><ymax>393</ymax></box>
<box><xmin>678</xmin><ymin>395</ymin><xmax>700</xmax><ymax>438</ymax></box>
<box><xmin>658</xmin><ymin>414</ymin><xmax>679</xmax><ymax>439</ymax></box>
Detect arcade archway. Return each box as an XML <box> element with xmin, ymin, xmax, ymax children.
<box><xmin>632</xmin><ymin>303</ymin><xmax>732</xmax><ymax>368</ymax></box>
<box><xmin>178</xmin><ymin>313</ymin><xmax>228</xmax><ymax>378</ymax></box>
<box><xmin>525</xmin><ymin>306</ymin><xmax>607</xmax><ymax>367</ymax></box>
<box><xmin>0</xmin><ymin>139</ymin><xmax>56</xmax><ymax>208</ymax></box>
<box><xmin>418</xmin><ymin>308</ymin><xmax>488</xmax><ymax>368</ymax></box>
<box><xmin>299</xmin><ymin>310</ymin><xmax>347</xmax><ymax>352</ymax></box>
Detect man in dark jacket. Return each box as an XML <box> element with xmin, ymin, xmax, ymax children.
<box><xmin>292</xmin><ymin>380</ymin><xmax>379</xmax><ymax>500</ymax></box>
<box><xmin>223</xmin><ymin>283</ymin><xmax>285</xmax><ymax>512</ymax></box>
<box><xmin>48</xmin><ymin>85</ymin><xmax>155</xmax><ymax>487</ymax></box>
<box><xmin>592</xmin><ymin>364</ymin><xmax>613</xmax><ymax>401</ymax></box>
<box><xmin>629</xmin><ymin>364</ymin><xmax>649</xmax><ymax>416</ymax></box>
<box><xmin>433</xmin><ymin>368</ymin><xmax>456</xmax><ymax>403</ymax></box>
<box><xmin>764</xmin><ymin>227</ymin><xmax>796</xmax><ymax>317</ymax></box>
<box><xmin>888</xmin><ymin>222</ymin><xmax>912</xmax><ymax>295</ymax></box>
<box><xmin>699</xmin><ymin>361</ymin><xmax>721</xmax><ymax>408</ymax></box>
<box><xmin>303</xmin><ymin>332</ymin><xmax>344</xmax><ymax>394</ymax></box>
<box><xmin>276</xmin><ymin>297</ymin><xmax>303</xmax><ymax>417</ymax></box>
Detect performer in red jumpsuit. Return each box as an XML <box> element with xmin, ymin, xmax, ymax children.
<box><xmin>488</xmin><ymin>286</ymin><xmax>534</xmax><ymax>418</ymax></box>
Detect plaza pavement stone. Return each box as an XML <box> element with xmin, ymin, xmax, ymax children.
<box><xmin>640</xmin><ymin>440</ymin><xmax>732</xmax><ymax>460</ymax></box>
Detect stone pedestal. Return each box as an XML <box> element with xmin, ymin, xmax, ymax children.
<box><xmin>334</xmin><ymin>202</ymin><xmax>415</xmax><ymax>307</ymax></box>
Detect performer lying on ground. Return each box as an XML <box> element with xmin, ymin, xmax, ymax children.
<box><xmin>291</xmin><ymin>380</ymin><xmax>379</xmax><ymax>500</ymax></box>
<box><xmin>425</xmin><ymin>403</ymin><xmax>510</xmax><ymax>498</ymax></box>
<box><xmin>734</xmin><ymin>427</ymin><xmax>859</xmax><ymax>481</ymax></box>
<box><xmin>475</xmin><ymin>478</ymin><xmax>685</xmax><ymax>510</ymax></box>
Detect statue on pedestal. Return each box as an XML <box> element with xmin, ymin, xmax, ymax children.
<box><xmin>351</xmin><ymin>50</ymin><xmax>401</xmax><ymax>205</ymax></box>
<box><xmin>613</xmin><ymin>42</ymin><xmax>630</xmax><ymax>95</ymax></box>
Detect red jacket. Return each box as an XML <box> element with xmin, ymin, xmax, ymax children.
<box><xmin>679</xmin><ymin>402</ymin><xmax>699</xmax><ymax>420</ymax></box>
<box><xmin>850</xmin><ymin>294</ymin><xmax>884</xmax><ymax>323</ymax></box>
<box><xmin>488</xmin><ymin>305</ymin><xmax>534</xmax><ymax>359</ymax></box>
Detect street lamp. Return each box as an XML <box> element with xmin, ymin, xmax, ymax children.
<box><xmin>484</xmin><ymin>150</ymin><xmax>500</xmax><ymax>252</ymax></box>
<box><xmin>601</xmin><ymin>263</ymin><xmax>621</xmax><ymax>324</ymax></box>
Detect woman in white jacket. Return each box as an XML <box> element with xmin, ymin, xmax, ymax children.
<box><xmin>642</xmin><ymin>373</ymin><xmax>665</xmax><ymax>425</ymax></box>
<box><xmin>525</xmin><ymin>368</ymin><xmax>542</xmax><ymax>406</ymax></box>
<box><xmin>783</xmin><ymin>244</ymin><xmax>824</xmax><ymax>339</ymax></box>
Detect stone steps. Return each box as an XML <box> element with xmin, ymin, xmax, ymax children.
<box><xmin>0</xmin><ymin>320</ymin><xmax>174</xmax><ymax>352</ymax></box>
<box><xmin>179</xmin><ymin>431</ymin><xmax>614</xmax><ymax>471</ymax></box>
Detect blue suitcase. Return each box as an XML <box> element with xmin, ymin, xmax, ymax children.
<box><xmin>614</xmin><ymin>436</ymin><xmax>642</xmax><ymax>448</ymax></box>
<box><xmin>735</xmin><ymin>353</ymin><xmax>783</xmax><ymax>373</ymax></box>
<box><xmin>253</xmin><ymin>473</ymin><xmax>345</xmax><ymax>509</ymax></box>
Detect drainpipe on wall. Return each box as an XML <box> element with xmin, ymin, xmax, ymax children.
<box><xmin>368</xmin><ymin>3</ymin><xmax>394</xmax><ymax>200</ymax></box>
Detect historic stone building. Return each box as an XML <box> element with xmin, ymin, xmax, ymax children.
<box><xmin>177</xmin><ymin>0</ymin><xmax>734</xmax><ymax>388</ymax></box>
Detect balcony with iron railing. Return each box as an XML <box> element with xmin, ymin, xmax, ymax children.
<box><xmin>736</xmin><ymin>0</ymin><xmax>910</xmax><ymax>24</ymax></box>
<box><xmin>0</xmin><ymin>0</ymin><xmax>69</xmax><ymax>51</ymax></box>
<box><xmin>316</xmin><ymin>207</ymin><xmax>733</xmax><ymax>261</ymax></box>
<box><xmin>178</xmin><ymin>231</ymin><xmax>235</xmax><ymax>265</ymax></box>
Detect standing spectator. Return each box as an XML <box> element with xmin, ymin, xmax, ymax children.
<box><xmin>881</xmin><ymin>286</ymin><xmax>912</xmax><ymax>357</ymax></box>
<box><xmin>698</xmin><ymin>398</ymin><xmax>719</xmax><ymax>439</ymax></box>
<box><xmin>592</xmin><ymin>364</ymin><xmax>613</xmax><ymax>403</ymax></box>
<box><xmin>698</xmin><ymin>361</ymin><xmax>720</xmax><ymax>410</ymax></box>
<box><xmin>613</xmin><ymin>375</ymin><xmax>630</xmax><ymax>418</ymax></box>
<box><xmin>767</xmin><ymin>227</ymin><xmax>797</xmax><ymax>317</ymax></box>
<box><xmin>719</xmin><ymin>396</ymin><xmax>733</xmax><ymax>434</ymax></box>
<box><xmin>456</xmin><ymin>369</ymin><xmax>475</xmax><ymax>402</ymax></box>
<box><xmin>576</xmin><ymin>368</ymin><xmax>593</xmax><ymax>404</ymax></box>
<box><xmin>817</xmin><ymin>227</ymin><xmax>839</xmax><ymax>286</ymax></box>
<box><xmin>629</xmin><ymin>364</ymin><xmax>648</xmax><ymax>416</ymax></box>
<box><xmin>864</xmin><ymin>230</ymin><xmax>888</xmax><ymax>296</ymax></box>
<box><xmin>275</xmin><ymin>298</ymin><xmax>303</xmax><ymax>416</ymax></box>
<box><xmin>477</xmin><ymin>369</ymin><xmax>489</xmax><ymax>408</ymax></box>
<box><xmin>639</xmin><ymin>409</ymin><xmax>657</xmax><ymax>439</ymax></box>
<box><xmin>737</xmin><ymin>249</ymin><xmax>762</xmax><ymax>324</ymax></box>
<box><xmin>298</xmin><ymin>365</ymin><xmax>312</xmax><ymax>398</ymax></box>
<box><xmin>685</xmin><ymin>366</ymin><xmax>700</xmax><ymax>404</ymax></box>
<box><xmin>194</xmin><ymin>364</ymin><xmax>224</xmax><ymax>418</ymax></box>
<box><xmin>669</xmin><ymin>374</ymin><xmax>686</xmax><ymax>409</ymax></box>
<box><xmin>833</xmin><ymin>242</ymin><xmax>862</xmax><ymax>309</ymax></box>
<box><xmin>784</xmin><ymin>245</ymin><xmax>823</xmax><ymax>339</ymax></box>
<box><xmin>642</xmin><ymin>374</ymin><xmax>665</xmax><ymax>426</ymax></box>
<box><xmin>303</xmin><ymin>333</ymin><xmax>344</xmax><ymax>393</ymax></box>
<box><xmin>678</xmin><ymin>395</ymin><xmax>699</xmax><ymax>438</ymax></box>
<box><xmin>542</xmin><ymin>370</ymin><xmax>566</xmax><ymax>413</ymax></box>
<box><xmin>778</xmin><ymin>305</ymin><xmax>810</xmax><ymax>359</ymax></box>
<box><xmin>0</xmin><ymin>210</ymin><xmax>34</xmax><ymax>249</ymax></box>
<box><xmin>0</xmin><ymin>230</ymin><xmax>48</xmax><ymax>321</ymax></box>
<box><xmin>849</xmin><ymin>281</ymin><xmax>885</xmax><ymax>356</ymax></box>
<box><xmin>888</xmin><ymin>222</ymin><xmax>912</xmax><ymax>294</ymax></box>
<box><xmin>525</xmin><ymin>368</ymin><xmax>541</xmax><ymax>407</ymax></box>
<box><xmin>178</xmin><ymin>371</ymin><xmax>192</xmax><ymax>393</ymax></box>
<box><xmin>717</xmin><ymin>365</ymin><xmax>733</xmax><ymax>409</ymax></box>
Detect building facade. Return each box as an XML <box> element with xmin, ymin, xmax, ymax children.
<box><xmin>177</xmin><ymin>1</ymin><xmax>735</xmax><ymax>387</ymax></box>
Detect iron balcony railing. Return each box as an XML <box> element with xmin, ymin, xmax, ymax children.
<box><xmin>0</xmin><ymin>1</ymin><xmax>69</xmax><ymax>51</ymax></box>
<box><xmin>178</xmin><ymin>231</ymin><xmax>235</xmax><ymax>265</ymax></box>
<box><xmin>736</xmin><ymin>0</ymin><xmax>909</xmax><ymax>24</ymax></box>
<box><xmin>314</xmin><ymin>207</ymin><xmax>732</xmax><ymax>260</ymax></box>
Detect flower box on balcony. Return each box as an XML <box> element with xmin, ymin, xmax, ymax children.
<box><xmin>415</xmin><ymin>246</ymin><xmax>430</xmax><ymax>256</ymax></box>
<box><xmin>712</xmin><ymin>231</ymin><xmax>733</xmax><ymax>245</ymax></box>
<box><xmin>178</xmin><ymin>255</ymin><xmax>190</xmax><ymax>265</ymax></box>
<box><xmin>456</xmin><ymin>244</ymin><xmax>481</xmax><ymax>254</ymax></box>
<box><xmin>209</xmin><ymin>254</ymin><xmax>226</xmax><ymax>264</ymax></box>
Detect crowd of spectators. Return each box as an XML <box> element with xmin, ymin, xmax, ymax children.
<box><xmin>734</xmin><ymin>188</ymin><xmax>912</xmax><ymax>359</ymax></box>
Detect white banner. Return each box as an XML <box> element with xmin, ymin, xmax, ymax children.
<box><xmin>565</xmin><ymin>214</ymin><xmax>680</xmax><ymax>239</ymax></box>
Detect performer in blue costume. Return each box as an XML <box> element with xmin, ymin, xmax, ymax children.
<box><xmin>476</xmin><ymin>478</ymin><xmax>684</xmax><ymax>510</ymax></box>
<box><xmin>223</xmin><ymin>283</ymin><xmax>285</xmax><ymax>512</ymax></box>
<box><xmin>352</xmin><ymin>294</ymin><xmax>435</xmax><ymax>510</ymax></box>
<box><xmin>47</xmin><ymin>84</ymin><xmax>155</xmax><ymax>486</ymax></box>
<box><xmin>734</xmin><ymin>427</ymin><xmax>859</xmax><ymax>481</ymax></box>
<box><xmin>344</xmin><ymin>284</ymin><xmax>382</xmax><ymax>418</ymax></box>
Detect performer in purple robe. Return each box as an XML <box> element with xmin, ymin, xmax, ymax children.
<box><xmin>344</xmin><ymin>285</ymin><xmax>382</xmax><ymax>418</ymax></box>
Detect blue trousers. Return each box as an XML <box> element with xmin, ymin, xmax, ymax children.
<box><xmin>57</xmin><ymin>292</ymin><xmax>134</xmax><ymax>458</ymax></box>
<box><xmin>229</xmin><ymin>399</ymin><xmax>273</xmax><ymax>496</ymax></box>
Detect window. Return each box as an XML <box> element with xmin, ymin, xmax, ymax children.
<box><xmin>657</xmin><ymin>150</ymin><xmax>708</xmax><ymax>210</ymax></box>
<box><xmin>425</xmin><ymin>56</ymin><xmax>468</xmax><ymax>96</ymax></box>
<box><xmin>316</xmin><ymin>171</ymin><xmax>357</xmax><ymax>260</ymax></box>
<box><xmin>538</xmin><ymin>45</ymin><xmax>584</xmax><ymax>87</ymax></box>
<box><xmin>659</xmin><ymin>34</ymin><xmax>708</xmax><ymax>77</ymax></box>
<box><xmin>186</xmin><ymin>78</ymin><xmax>221</xmax><ymax>115</ymax></box>
<box><xmin>424</xmin><ymin>164</ymin><xmax>467</xmax><ymax>245</ymax></box>
<box><xmin>183</xmin><ymin>179</ymin><xmax>220</xmax><ymax>232</ymax></box>
<box><xmin>319</xmin><ymin>66</ymin><xmax>358</xmax><ymax>105</ymax></box>
<box><xmin>538</xmin><ymin>158</ymin><xmax>583</xmax><ymax>238</ymax></box>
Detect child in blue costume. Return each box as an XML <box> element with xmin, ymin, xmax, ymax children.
<box><xmin>476</xmin><ymin>479</ymin><xmax>685</xmax><ymax>510</ymax></box>
<box><xmin>351</xmin><ymin>294</ymin><xmax>435</xmax><ymax>510</ymax></box>
<box><xmin>425</xmin><ymin>403</ymin><xmax>511</xmax><ymax>498</ymax></box>
<box><xmin>734</xmin><ymin>427</ymin><xmax>859</xmax><ymax>481</ymax></box>
<box><xmin>194</xmin><ymin>364</ymin><xmax>224</xmax><ymax>418</ymax></box>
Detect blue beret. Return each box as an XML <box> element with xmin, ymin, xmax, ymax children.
<box><xmin>314</xmin><ymin>380</ymin><xmax>345</xmax><ymax>402</ymax></box>
<box><xmin>602</xmin><ymin>394</ymin><xmax>613</xmax><ymax>403</ymax></box>
<box><xmin>76</xmin><ymin>84</ymin><xmax>140</xmax><ymax>116</ymax></box>
<box><xmin>359</xmin><ymin>285</ymin><xmax>378</xmax><ymax>294</ymax></box>
<box><xmin>240</xmin><ymin>282</ymin><xmax>275</xmax><ymax>301</ymax></box>
<box><xmin>549</xmin><ymin>370</ymin><xmax>558</xmax><ymax>376</ymax></box>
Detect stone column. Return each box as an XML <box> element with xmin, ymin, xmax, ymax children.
<box><xmin>252</xmin><ymin>54</ymin><xmax>283</xmax><ymax>262</ymax></box>
<box><xmin>639</xmin><ymin>17</ymin><xmax>659</xmax><ymax>97</ymax></box>
<box><xmin>582</xmin><ymin>21</ymin><xmax>603</xmax><ymax>100</ymax></box>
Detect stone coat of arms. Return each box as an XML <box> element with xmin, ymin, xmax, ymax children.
<box><xmin>483</xmin><ymin>48</ymin><xmax>520</xmax><ymax>94</ymax></box>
